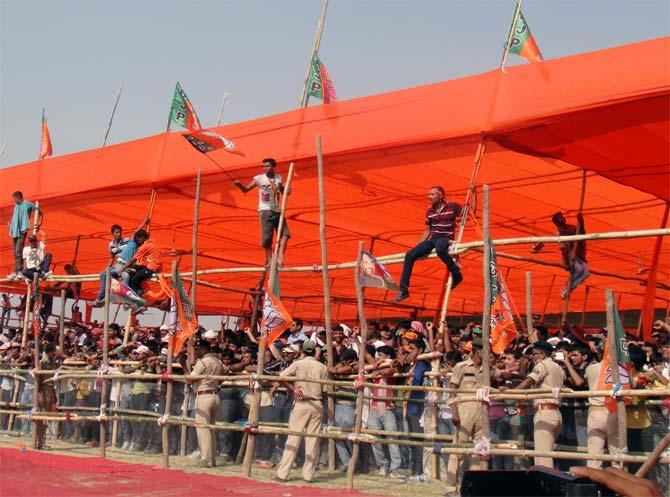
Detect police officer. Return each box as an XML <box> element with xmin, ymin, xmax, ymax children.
<box><xmin>511</xmin><ymin>340</ymin><xmax>565</xmax><ymax>468</ymax></box>
<box><xmin>274</xmin><ymin>340</ymin><xmax>329</xmax><ymax>483</ymax></box>
<box><xmin>446</xmin><ymin>337</ymin><xmax>500</xmax><ymax>491</ymax></box>
<box><xmin>189</xmin><ymin>338</ymin><xmax>224</xmax><ymax>467</ymax></box>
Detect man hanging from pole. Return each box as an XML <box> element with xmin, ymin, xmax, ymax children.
<box><xmin>393</xmin><ymin>186</ymin><xmax>463</xmax><ymax>303</ymax></box>
<box><xmin>234</xmin><ymin>158</ymin><xmax>291</xmax><ymax>268</ymax></box>
<box><xmin>551</xmin><ymin>211</ymin><xmax>590</xmax><ymax>299</ymax></box>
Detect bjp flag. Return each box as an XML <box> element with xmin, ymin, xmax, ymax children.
<box><xmin>169</xmin><ymin>267</ymin><xmax>197</xmax><ymax>356</ymax></box>
<box><xmin>261</xmin><ymin>290</ymin><xmax>293</xmax><ymax>345</ymax></box>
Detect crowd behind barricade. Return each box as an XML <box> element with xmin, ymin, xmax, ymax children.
<box><xmin>0</xmin><ymin>299</ymin><xmax>668</xmax><ymax>493</ymax></box>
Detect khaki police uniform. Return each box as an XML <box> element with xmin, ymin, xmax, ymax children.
<box><xmin>446</xmin><ymin>358</ymin><xmax>500</xmax><ymax>486</ymax></box>
<box><xmin>584</xmin><ymin>362</ymin><xmax>622</xmax><ymax>469</ymax></box>
<box><xmin>528</xmin><ymin>357</ymin><xmax>565</xmax><ymax>468</ymax></box>
<box><xmin>36</xmin><ymin>356</ymin><xmax>58</xmax><ymax>448</ymax></box>
<box><xmin>276</xmin><ymin>356</ymin><xmax>329</xmax><ymax>481</ymax></box>
<box><xmin>191</xmin><ymin>353</ymin><xmax>224</xmax><ymax>463</ymax></box>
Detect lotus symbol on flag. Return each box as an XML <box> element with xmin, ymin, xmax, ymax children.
<box><xmin>262</xmin><ymin>292</ymin><xmax>286</xmax><ymax>335</ymax></box>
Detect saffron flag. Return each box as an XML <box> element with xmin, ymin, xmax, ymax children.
<box><xmin>359</xmin><ymin>250</ymin><xmax>399</xmax><ymax>291</ymax></box>
<box><xmin>504</xmin><ymin>9</ymin><xmax>543</xmax><ymax>63</ymax></box>
<box><xmin>39</xmin><ymin>109</ymin><xmax>53</xmax><ymax>160</ymax></box>
<box><xmin>169</xmin><ymin>267</ymin><xmax>198</xmax><ymax>356</ymax></box>
<box><xmin>32</xmin><ymin>289</ymin><xmax>41</xmax><ymax>338</ymax></box>
<box><xmin>261</xmin><ymin>290</ymin><xmax>293</xmax><ymax>345</ymax></box>
<box><xmin>169</xmin><ymin>82</ymin><xmax>202</xmax><ymax>131</ymax></box>
<box><xmin>488</xmin><ymin>246</ymin><xmax>519</xmax><ymax>354</ymax></box>
<box><xmin>182</xmin><ymin>129</ymin><xmax>245</xmax><ymax>156</ymax></box>
<box><xmin>596</xmin><ymin>301</ymin><xmax>632</xmax><ymax>412</ymax></box>
<box><xmin>307</xmin><ymin>53</ymin><xmax>337</xmax><ymax>104</ymax></box>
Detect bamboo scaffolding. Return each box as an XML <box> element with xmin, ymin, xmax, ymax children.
<box><xmin>98</xmin><ymin>266</ymin><xmax>111</xmax><ymax>457</ymax></box>
<box><xmin>525</xmin><ymin>272</ymin><xmax>533</xmax><ymax>334</ymax></box>
<box><xmin>58</xmin><ymin>288</ymin><xmax>66</xmax><ymax>350</ymax></box>
<box><xmin>316</xmin><ymin>134</ymin><xmax>336</xmax><ymax>471</ymax></box>
<box><xmin>479</xmin><ymin>185</ymin><xmax>492</xmax><ymax>470</ymax></box>
<box><xmin>22</xmin><ymin>227</ymin><xmax>670</xmax><ymax>285</ymax></box>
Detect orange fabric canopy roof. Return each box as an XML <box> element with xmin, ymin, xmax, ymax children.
<box><xmin>1</xmin><ymin>37</ymin><xmax>669</xmax><ymax>323</ymax></box>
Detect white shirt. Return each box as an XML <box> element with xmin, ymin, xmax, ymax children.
<box><xmin>23</xmin><ymin>241</ymin><xmax>45</xmax><ymax>269</ymax></box>
<box><xmin>253</xmin><ymin>174</ymin><xmax>283</xmax><ymax>212</ymax></box>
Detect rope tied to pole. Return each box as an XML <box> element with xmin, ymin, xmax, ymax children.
<box><xmin>65</xmin><ymin>412</ymin><xmax>72</xmax><ymax>422</ymax></box>
<box><xmin>552</xmin><ymin>387</ymin><xmax>561</xmax><ymax>400</ymax></box>
<box><xmin>161</xmin><ymin>371</ymin><xmax>170</xmax><ymax>382</ymax></box>
<box><xmin>611</xmin><ymin>383</ymin><xmax>623</xmax><ymax>398</ymax></box>
<box><xmin>474</xmin><ymin>436</ymin><xmax>491</xmax><ymax>459</ymax></box>
<box><xmin>311</xmin><ymin>264</ymin><xmax>321</xmax><ymax>273</ymax></box>
<box><xmin>615</xmin><ymin>448</ymin><xmax>628</xmax><ymax>464</ymax></box>
<box><xmin>475</xmin><ymin>387</ymin><xmax>490</xmax><ymax>404</ymax></box>
<box><xmin>157</xmin><ymin>414</ymin><xmax>169</xmax><ymax>426</ymax></box>
<box><xmin>432</xmin><ymin>442</ymin><xmax>444</xmax><ymax>455</ymax></box>
<box><xmin>249</xmin><ymin>373</ymin><xmax>261</xmax><ymax>391</ymax></box>
<box><xmin>353</xmin><ymin>373</ymin><xmax>365</xmax><ymax>392</ymax></box>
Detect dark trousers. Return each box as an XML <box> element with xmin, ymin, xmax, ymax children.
<box><xmin>22</xmin><ymin>253</ymin><xmax>52</xmax><ymax>280</ymax></box>
<box><xmin>406</xmin><ymin>414</ymin><xmax>424</xmax><ymax>475</ymax></box>
<box><xmin>399</xmin><ymin>237</ymin><xmax>459</xmax><ymax>292</ymax></box>
<box><xmin>128</xmin><ymin>265</ymin><xmax>154</xmax><ymax>294</ymax></box>
<box><xmin>12</xmin><ymin>233</ymin><xmax>27</xmax><ymax>273</ymax></box>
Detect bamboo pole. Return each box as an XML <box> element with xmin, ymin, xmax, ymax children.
<box><xmin>500</xmin><ymin>0</ymin><xmax>522</xmax><ymax>72</ymax></box>
<box><xmin>0</xmin><ymin>143</ymin><xmax>5</xmax><ymax>160</ymax></box>
<box><xmin>216</xmin><ymin>92</ymin><xmax>229</xmax><ymax>127</ymax></box>
<box><xmin>580</xmin><ymin>285</ymin><xmax>590</xmax><ymax>327</ymax></box>
<box><xmin>316</xmin><ymin>134</ymin><xmax>336</xmax><ymax>471</ymax></box>
<box><xmin>479</xmin><ymin>185</ymin><xmax>492</xmax><ymax>470</ymax></box>
<box><xmin>99</xmin><ymin>266</ymin><xmax>111</xmax><ymax>457</ymax></box>
<box><xmin>438</xmin><ymin>136</ymin><xmax>487</xmax><ymax>350</ymax></box>
<box><xmin>525</xmin><ymin>272</ymin><xmax>533</xmax><ymax>335</ymax></box>
<box><xmin>636</xmin><ymin>433</ymin><xmax>670</xmax><ymax>477</ymax></box>
<box><xmin>267</xmin><ymin>163</ymin><xmax>295</xmax><ymax>291</ymax></box>
<box><xmin>20</xmin><ymin>281</ymin><xmax>33</xmax><ymax>348</ymax></box>
<box><xmin>346</xmin><ymin>241</ymin><xmax>368</xmax><ymax>490</ymax></box>
<box><xmin>28</xmin><ymin>227</ymin><xmax>670</xmax><ymax>285</ymax></box>
<box><xmin>561</xmin><ymin>171</ymin><xmax>587</xmax><ymax>326</ymax></box>
<box><xmin>30</xmin><ymin>275</ymin><xmax>40</xmax><ymax>450</ymax></box>
<box><xmin>605</xmin><ymin>289</ymin><xmax>628</xmax><ymax>465</ymax></box>
<box><xmin>102</xmin><ymin>85</ymin><xmax>123</xmax><ymax>147</ymax></box>
<box><xmin>299</xmin><ymin>0</ymin><xmax>330</xmax><ymax>108</ymax></box>
<box><xmin>162</xmin><ymin>262</ymin><xmax>178</xmax><ymax>468</ymax></box>
<box><xmin>58</xmin><ymin>289</ymin><xmax>66</xmax><ymax>350</ymax></box>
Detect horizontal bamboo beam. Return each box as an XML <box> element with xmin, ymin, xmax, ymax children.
<box><xmin>2</xmin><ymin>228</ymin><xmax>666</xmax><ymax>284</ymax></box>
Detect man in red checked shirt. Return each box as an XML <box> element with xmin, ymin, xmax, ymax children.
<box><xmin>394</xmin><ymin>186</ymin><xmax>463</xmax><ymax>303</ymax></box>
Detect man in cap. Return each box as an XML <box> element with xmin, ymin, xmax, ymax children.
<box><xmin>446</xmin><ymin>337</ymin><xmax>502</xmax><ymax>491</ymax></box>
<box><xmin>189</xmin><ymin>338</ymin><xmax>224</xmax><ymax>467</ymax></box>
<box><xmin>234</xmin><ymin>158</ymin><xmax>292</xmax><ymax>268</ymax></box>
<box><xmin>203</xmin><ymin>329</ymin><xmax>219</xmax><ymax>346</ymax></box>
<box><xmin>509</xmin><ymin>340</ymin><xmax>565</xmax><ymax>468</ymax></box>
<box><xmin>274</xmin><ymin>339</ymin><xmax>329</xmax><ymax>482</ymax></box>
<box><xmin>394</xmin><ymin>186</ymin><xmax>463</xmax><ymax>303</ymax></box>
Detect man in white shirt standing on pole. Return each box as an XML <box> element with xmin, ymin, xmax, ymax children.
<box><xmin>234</xmin><ymin>158</ymin><xmax>291</xmax><ymax>268</ymax></box>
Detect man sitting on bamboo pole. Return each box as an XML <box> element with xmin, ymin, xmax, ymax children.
<box><xmin>234</xmin><ymin>158</ymin><xmax>291</xmax><ymax>268</ymax></box>
<box><xmin>394</xmin><ymin>186</ymin><xmax>462</xmax><ymax>303</ymax></box>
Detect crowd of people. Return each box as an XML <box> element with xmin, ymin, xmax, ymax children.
<box><xmin>1</xmin><ymin>297</ymin><xmax>668</xmax><ymax>493</ymax></box>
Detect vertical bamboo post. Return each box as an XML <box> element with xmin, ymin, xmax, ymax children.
<box><xmin>122</xmin><ymin>311</ymin><xmax>133</xmax><ymax>345</ymax></box>
<box><xmin>58</xmin><ymin>289</ymin><xmax>66</xmax><ymax>350</ymax></box>
<box><xmin>539</xmin><ymin>274</ymin><xmax>557</xmax><ymax>324</ymax></box>
<box><xmin>31</xmin><ymin>275</ymin><xmax>40</xmax><ymax>369</ymax></box>
<box><xmin>605</xmin><ymin>289</ymin><xmax>628</xmax><ymax>463</ymax></box>
<box><xmin>162</xmin><ymin>261</ymin><xmax>178</xmax><ymax>468</ymax></box>
<box><xmin>346</xmin><ymin>241</ymin><xmax>368</xmax><ymax>490</ymax></box>
<box><xmin>479</xmin><ymin>185</ymin><xmax>492</xmax><ymax>470</ymax></box>
<box><xmin>114</xmin><ymin>309</ymin><xmax>133</xmax><ymax>446</ymax></box>
<box><xmin>99</xmin><ymin>266</ymin><xmax>111</xmax><ymax>457</ymax></box>
<box><xmin>267</xmin><ymin>163</ymin><xmax>295</xmax><ymax>291</ymax></box>
<box><xmin>30</xmin><ymin>275</ymin><xmax>40</xmax><ymax>449</ymax></box>
<box><xmin>21</xmin><ymin>284</ymin><xmax>33</xmax><ymax>347</ymax></box>
<box><xmin>580</xmin><ymin>285</ymin><xmax>590</xmax><ymax>327</ymax></box>
<box><xmin>316</xmin><ymin>134</ymin><xmax>336</xmax><ymax>471</ymax></box>
<box><xmin>561</xmin><ymin>171</ymin><xmax>587</xmax><ymax>326</ymax></box>
<box><xmin>437</xmin><ymin>136</ymin><xmax>486</xmax><ymax>348</ymax></box>
<box><xmin>181</xmin><ymin>169</ymin><xmax>202</xmax><ymax>457</ymax></box>
<box><xmin>525</xmin><ymin>271</ymin><xmax>533</xmax><ymax>336</ymax></box>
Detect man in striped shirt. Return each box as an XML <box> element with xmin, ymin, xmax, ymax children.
<box><xmin>394</xmin><ymin>186</ymin><xmax>463</xmax><ymax>303</ymax></box>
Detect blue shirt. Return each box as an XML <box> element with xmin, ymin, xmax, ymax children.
<box><xmin>408</xmin><ymin>360</ymin><xmax>430</xmax><ymax>416</ymax></box>
<box><xmin>287</xmin><ymin>331</ymin><xmax>309</xmax><ymax>345</ymax></box>
<box><xmin>117</xmin><ymin>239</ymin><xmax>139</xmax><ymax>263</ymax></box>
<box><xmin>9</xmin><ymin>200</ymin><xmax>35</xmax><ymax>238</ymax></box>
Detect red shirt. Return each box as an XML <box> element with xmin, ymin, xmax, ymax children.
<box><xmin>425</xmin><ymin>201</ymin><xmax>463</xmax><ymax>240</ymax></box>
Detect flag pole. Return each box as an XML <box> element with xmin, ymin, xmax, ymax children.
<box><xmin>479</xmin><ymin>184</ymin><xmax>492</xmax><ymax>470</ymax></box>
<box><xmin>0</xmin><ymin>143</ymin><xmax>6</xmax><ymax>161</ymax></box>
<box><xmin>316</xmin><ymin>133</ymin><xmax>336</xmax><ymax>471</ymax></box>
<box><xmin>39</xmin><ymin>108</ymin><xmax>45</xmax><ymax>160</ymax></box>
<box><xmin>102</xmin><ymin>85</ymin><xmax>123</xmax><ymax>147</ymax></box>
<box><xmin>161</xmin><ymin>261</ymin><xmax>177</xmax><ymax>469</ymax></box>
<box><xmin>346</xmin><ymin>240</ymin><xmax>369</xmax><ymax>490</ymax></box>
<box><xmin>299</xmin><ymin>0</ymin><xmax>330</xmax><ymax>108</ymax></box>
<box><xmin>605</xmin><ymin>289</ymin><xmax>628</xmax><ymax>464</ymax></box>
<box><xmin>216</xmin><ymin>92</ymin><xmax>229</xmax><ymax>127</ymax></box>
<box><xmin>500</xmin><ymin>0</ymin><xmax>522</xmax><ymax>72</ymax></box>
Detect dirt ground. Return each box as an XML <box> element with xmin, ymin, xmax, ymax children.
<box><xmin>0</xmin><ymin>433</ymin><xmax>447</xmax><ymax>497</ymax></box>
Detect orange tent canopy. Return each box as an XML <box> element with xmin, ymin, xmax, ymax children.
<box><xmin>1</xmin><ymin>37</ymin><xmax>668</xmax><ymax>322</ymax></box>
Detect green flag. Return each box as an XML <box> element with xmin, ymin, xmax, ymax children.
<box><xmin>504</xmin><ymin>9</ymin><xmax>543</xmax><ymax>63</ymax></box>
<box><xmin>169</xmin><ymin>82</ymin><xmax>201</xmax><ymax>130</ymax></box>
<box><xmin>612</xmin><ymin>300</ymin><xmax>629</xmax><ymax>362</ymax></box>
<box><xmin>306</xmin><ymin>54</ymin><xmax>337</xmax><ymax>104</ymax></box>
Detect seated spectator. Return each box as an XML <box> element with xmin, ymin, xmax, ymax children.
<box><xmin>120</xmin><ymin>232</ymin><xmax>163</xmax><ymax>295</ymax></box>
<box><xmin>21</xmin><ymin>232</ymin><xmax>52</xmax><ymax>282</ymax></box>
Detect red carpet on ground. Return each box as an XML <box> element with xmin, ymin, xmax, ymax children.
<box><xmin>0</xmin><ymin>448</ymin><xmax>387</xmax><ymax>497</ymax></box>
